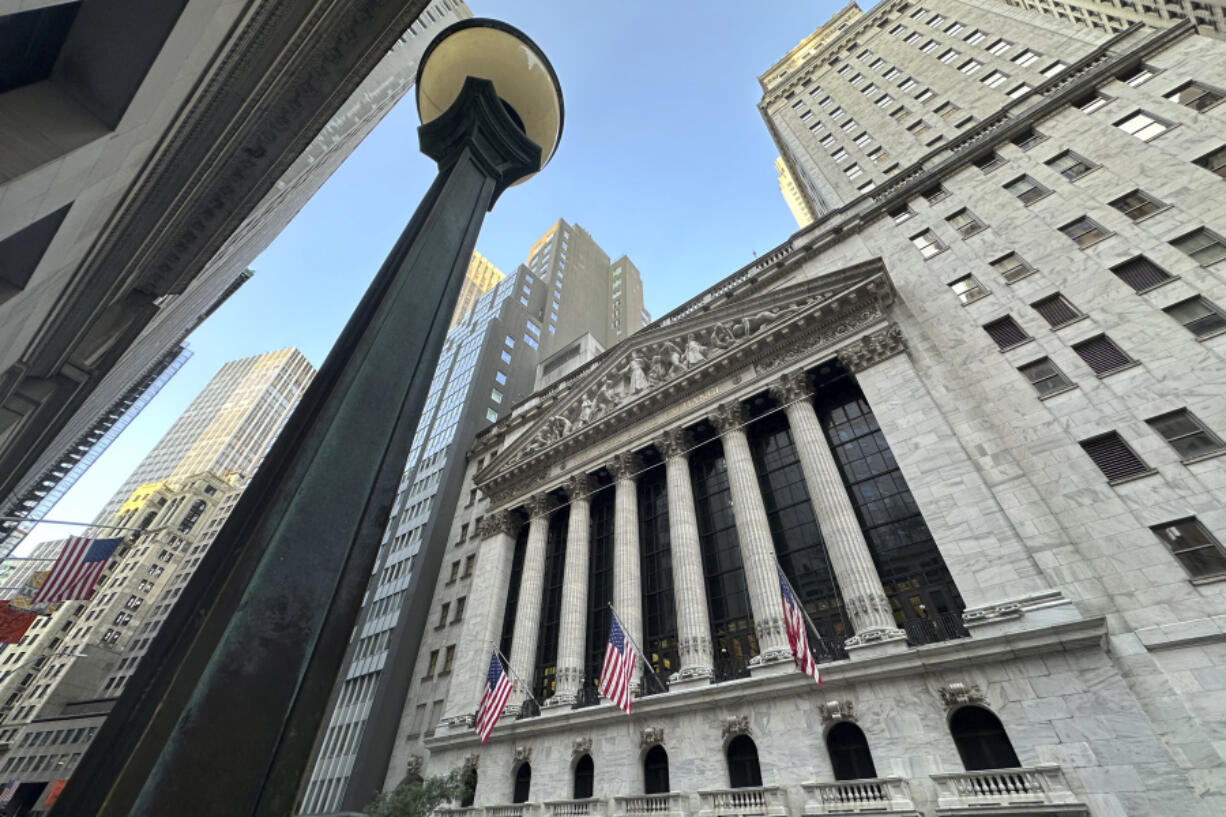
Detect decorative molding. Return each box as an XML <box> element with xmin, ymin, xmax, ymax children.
<box><xmin>525</xmin><ymin>492</ymin><xmax>554</xmax><ymax>518</ymax></box>
<box><xmin>572</xmin><ymin>737</ymin><xmax>592</xmax><ymax>759</ymax></box>
<box><xmin>476</xmin><ymin>510</ymin><xmax>519</xmax><ymax>540</ymax></box>
<box><xmin>463</xmin><ymin>754</ymin><xmax>480</xmax><ymax>771</ymax></box>
<box><xmin>768</xmin><ymin>370</ymin><xmax>810</xmax><ymax>405</ymax></box>
<box><xmin>722</xmin><ymin>715</ymin><xmax>751</xmax><ymax>741</ymax></box>
<box><xmin>938</xmin><ymin>682</ymin><xmax>987</xmax><ymax>709</ymax></box>
<box><xmin>640</xmin><ymin>727</ymin><xmax>665</xmax><ymax>749</ymax></box>
<box><xmin>405</xmin><ymin>754</ymin><xmax>423</xmax><ymax>780</ymax></box>
<box><xmin>754</xmin><ymin>304</ymin><xmax>880</xmax><ymax>374</ymax></box>
<box><xmin>441</xmin><ymin>714</ymin><xmax>475</xmax><ymax>729</ymax></box>
<box><xmin>712</xmin><ymin>400</ymin><xmax>750</xmax><ymax>435</ymax></box>
<box><xmin>565</xmin><ymin>473</ymin><xmax>594</xmax><ymax>500</ymax></box>
<box><xmin>513</xmin><ymin>746</ymin><xmax>532</xmax><ymax>765</ymax></box>
<box><xmin>820</xmin><ymin>700</ymin><xmax>855</xmax><ymax>723</ymax></box>
<box><xmin>838</xmin><ymin>324</ymin><xmax>907</xmax><ymax>374</ymax></box>
<box><xmin>654</xmin><ymin>427</ymin><xmax>692</xmax><ymax>460</ymax></box>
<box><xmin>605</xmin><ymin>451</ymin><xmax>642</xmax><ymax>480</ymax></box>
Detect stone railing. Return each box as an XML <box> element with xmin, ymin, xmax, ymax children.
<box><xmin>611</xmin><ymin>792</ymin><xmax>688</xmax><ymax>816</ymax></box>
<box><xmin>801</xmin><ymin>777</ymin><xmax>916</xmax><ymax>814</ymax></box>
<box><xmin>930</xmin><ymin>765</ymin><xmax>1086</xmax><ymax>812</ymax></box>
<box><xmin>697</xmin><ymin>785</ymin><xmax>787</xmax><ymax>817</ymax></box>
<box><xmin>486</xmin><ymin>806</ymin><xmax>538</xmax><ymax>817</ymax></box>
<box><xmin>544</xmin><ymin>799</ymin><xmax>609</xmax><ymax>817</ymax></box>
<box><xmin>436</xmin><ymin>807</ymin><xmax>495</xmax><ymax>817</ymax></box>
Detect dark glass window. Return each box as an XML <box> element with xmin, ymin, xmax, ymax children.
<box><xmin>1165</xmin><ymin>80</ymin><xmax>1224</xmax><ymax>111</ymax></box>
<box><xmin>727</xmin><ymin>735</ymin><xmax>764</xmax><ymax>788</ymax></box>
<box><xmin>1152</xmin><ymin>518</ymin><xmax>1226</xmax><ymax>579</ymax></box>
<box><xmin>638</xmin><ymin>465</ymin><xmax>678</xmax><ymax>685</ymax></box>
<box><xmin>816</xmin><ymin>376</ymin><xmax>965</xmax><ymax>644</ymax></box>
<box><xmin>178</xmin><ymin>500</ymin><xmax>206</xmax><ymax>534</ymax></box>
<box><xmin>1004</xmin><ymin>174</ymin><xmax>1048</xmax><ymax>204</ymax></box>
<box><xmin>1146</xmin><ymin>409</ymin><xmax>1226</xmax><ymax>459</ymax></box>
<box><xmin>513</xmin><ymin>763</ymin><xmax>532</xmax><ymax>803</ymax></box>
<box><xmin>1194</xmin><ymin>145</ymin><xmax>1226</xmax><ymax>179</ymax></box>
<box><xmin>827</xmin><ymin>722</ymin><xmax>878</xmax><ymax>780</ymax></box>
<box><xmin>584</xmin><ymin>489</ymin><xmax>615</xmax><ymax>696</ymax></box>
<box><xmin>498</xmin><ymin>521</ymin><xmax>530</xmax><ymax>656</ymax></box>
<box><xmin>533</xmin><ymin>508</ymin><xmax>570</xmax><ymax>700</ymax></box>
<box><xmin>1164</xmin><ymin>297</ymin><xmax>1226</xmax><ymax>338</ymax></box>
<box><xmin>1019</xmin><ymin>358</ymin><xmax>1073</xmax><ymax>396</ymax></box>
<box><xmin>1110</xmin><ymin>256</ymin><xmax>1172</xmax><ymax>292</ymax></box>
<box><xmin>691</xmin><ymin>440</ymin><xmax>755</xmax><ymax>677</ymax></box>
<box><xmin>748</xmin><ymin>410</ymin><xmax>848</xmax><ymax>657</ymax></box>
<box><xmin>1109</xmin><ymin>190</ymin><xmax>1164</xmax><ymax>221</ymax></box>
<box><xmin>950</xmin><ymin>707</ymin><xmax>1021</xmax><ymax>771</ymax></box>
<box><xmin>460</xmin><ymin>767</ymin><xmax>477</xmax><ymax>807</ymax></box>
<box><xmin>1059</xmin><ymin>217</ymin><xmax>1110</xmax><ymax>247</ymax></box>
<box><xmin>644</xmin><ymin>745</ymin><xmax>670</xmax><ymax>794</ymax></box>
<box><xmin>573</xmin><ymin>755</ymin><xmax>594</xmax><ymax>799</ymax></box>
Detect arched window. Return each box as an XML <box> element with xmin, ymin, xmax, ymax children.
<box><xmin>178</xmin><ymin>499</ymin><xmax>206</xmax><ymax>533</ymax></box>
<box><xmin>950</xmin><ymin>706</ymin><xmax>1021</xmax><ymax>771</ymax></box>
<box><xmin>644</xmin><ymin>745</ymin><xmax>669</xmax><ymax>795</ymax></box>
<box><xmin>726</xmin><ymin>735</ymin><xmax>763</xmax><ymax>789</ymax></box>
<box><xmin>512</xmin><ymin>763</ymin><xmax>531</xmax><ymax>803</ymax></box>
<box><xmin>826</xmin><ymin>722</ymin><xmax>877</xmax><ymax>780</ymax></box>
<box><xmin>573</xmin><ymin>754</ymin><xmax>594</xmax><ymax>799</ymax></box>
<box><xmin>460</xmin><ymin>766</ymin><xmax>477</xmax><ymax>807</ymax></box>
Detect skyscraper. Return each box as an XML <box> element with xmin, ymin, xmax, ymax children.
<box><xmin>451</xmin><ymin>252</ymin><xmax>507</xmax><ymax>329</ymax></box>
<box><xmin>775</xmin><ymin>156</ymin><xmax>818</xmax><ymax>228</ymax></box>
<box><xmin>300</xmin><ymin>223</ymin><xmax>649</xmax><ymax>816</ymax></box>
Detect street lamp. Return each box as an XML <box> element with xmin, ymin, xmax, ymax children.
<box><xmin>51</xmin><ymin>19</ymin><xmax>562</xmax><ymax>817</ymax></box>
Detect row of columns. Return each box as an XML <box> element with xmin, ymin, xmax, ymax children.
<box><xmin>491</xmin><ymin>370</ymin><xmax>906</xmax><ymax>707</ymax></box>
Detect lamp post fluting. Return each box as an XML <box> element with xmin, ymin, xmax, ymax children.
<box><xmin>50</xmin><ymin>19</ymin><xmax>562</xmax><ymax>817</ymax></box>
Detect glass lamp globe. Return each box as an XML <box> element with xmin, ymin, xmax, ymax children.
<box><xmin>416</xmin><ymin>18</ymin><xmax>564</xmax><ymax>180</ymax></box>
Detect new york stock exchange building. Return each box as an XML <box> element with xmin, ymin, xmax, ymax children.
<box><xmin>389</xmin><ymin>213</ymin><xmax>1226</xmax><ymax>817</ymax></box>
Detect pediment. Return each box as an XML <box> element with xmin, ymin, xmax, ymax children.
<box><xmin>477</xmin><ymin>258</ymin><xmax>894</xmax><ymax>502</ymax></box>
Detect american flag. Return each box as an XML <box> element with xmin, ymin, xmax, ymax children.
<box><xmin>598</xmin><ymin>615</ymin><xmax>637</xmax><ymax>714</ymax></box>
<box><xmin>0</xmin><ymin>781</ymin><xmax>17</xmax><ymax>804</ymax></box>
<box><xmin>777</xmin><ymin>565</ymin><xmax>821</xmax><ymax>684</ymax></box>
<box><xmin>475</xmin><ymin>651</ymin><xmax>513</xmax><ymax>743</ymax></box>
<box><xmin>31</xmin><ymin>537</ymin><xmax>122</xmax><ymax>604</ymax></box>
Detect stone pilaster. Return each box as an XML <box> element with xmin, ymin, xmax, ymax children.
<box><xmin>506</xmin><ymin>492</ymin><xmax>553</xmax><ymax>712</ymax></box>
<box><xmin>608</xmin><ymin>452</ymin><xmax>644</xmax><ymax>692</ymax></box>
<box><xmin>771</xmin><ymin>371</ymin><xmax>906</xmax><ymax>656</ymax></box>
<box><xmin>656</xmin><ymin>428</ymin><xmax>713</xmax><ymax>685</ymax></box>
<box><xmin>711</xmin><ymin>401</ymin><xmax>791</xmax><ymax>665</ymax></box>
<box><xmin>549</xmin><ymin>475</ymin><xmax>593</xmax><ymax>706</ymax></box>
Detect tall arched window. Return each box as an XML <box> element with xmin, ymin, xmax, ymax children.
<box><xmin>513</xmin><ymin>763</ymin><xmax>532</xmax><ymax>803</ymax></box>
<box><xmin>644</xmin><ymin>745</ymin><xmax>669</xmax><ymax>794</ymax></box>
<box><xmin>573</xmin><ymin>754</ymin><xmax>594</xmax><ymax>799</ymax></box>
<box><xmin>950</xmin><ymin>706</ymin><xmax>1021</xmax><ymax>771</ymax></box>
<box><xmin>726</xmin><ymin>735</ymin><xmax>763</xmax><ymax>789</ymax></box>
<box><xmin>460</xmin><ymin>766</ymin><xmax>477</xmax><ymax>807</ymax></box>
<box><xmin>826</xmin><ymin>722</ymin><xmax>877</xmax><ymax>780</ymax></box>
<box><xmin>178</xmin><ymin>499</ymin><xmax>206</xmax><ymax>533</ymax></box>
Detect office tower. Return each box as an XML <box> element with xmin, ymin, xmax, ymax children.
<box><xmin>775</xmin><ymin>157</ymin><xmax>818</xmax><ymax>228</ymax></box>
<box><xmin>451</xmin><ymin>252</ymin><xmax>507</xmax><ymax>328</ymax></box>
<box><xmin>989</xmin><ymin>0</ymin><xmax>1226</xmax><ymax>38</ymax></box>
<box><xmin>92</xmin><ymin>348</ymin><xmax>315</xmax><ymax>526</ymax></box>
<box><xmin>383</xmin><ymin>6</ymin><xmax>1226</xmax><ymax>817</ymax></box>
<box><xmin>300</xmin><ymin>223</ymin><xmax>651</xmax><ymax>815</ymax></box>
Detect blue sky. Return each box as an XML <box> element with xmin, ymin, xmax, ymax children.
<box><xmin>22</xmin><ymin>0</ymin><xmax>836</xmax><ymax>549</ymax></box>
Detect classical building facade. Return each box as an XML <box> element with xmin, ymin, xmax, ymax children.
<box><xmin>389</xmin><ymin>5</ymin><xmax>1226</xmax><ymax>817</ymax></box>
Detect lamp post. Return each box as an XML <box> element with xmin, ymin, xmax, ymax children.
<box><xmin>49</xmin><ymin>19</ymin><xmax>562</xmax><ymax>817</ymax></box>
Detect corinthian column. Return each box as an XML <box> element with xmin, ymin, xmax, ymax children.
<box><xmin>712</xmin><ymin>401</ymin><xmax>792</xmax><ymax>664</ymax></box>
<box><xmin>607</xmin><ymin>452</ymin><xmax>643</xmax><ymax>692</ymax></box>
<box><xmin>506</xmin><ymin>492</ymin><xmax>553</xmax><ymax>712</ymax></box>
<box><xmin>656</xmin><ymin>428</ymin><xmax>713</xmax><ymax>684</ymax></box>
<box><xmin>771</xmin><ymin>371</ymin><xmax>905</xmax><ymax>653</ymax></box>
<box><xmin>549</xmin><ymin>475</ymin><xmax>592</xmax><ymax>706</ymax></box>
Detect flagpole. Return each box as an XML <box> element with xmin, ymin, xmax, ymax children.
<box><xmin>491</xmin><ymin>642</ymin><xmax>542</xmax><ymax>710</ymax></box>
<box><xmin>606</xmin><ymin>603</ymin><xmax>668</xmax><ymax>694</ymax></box>
<box><xmin>0</xmin><ymin>516</ymin><xmax>146</xmax><ymax>533</ymax></box>
<box><xmin>772</xmin><ymin>554</ymin><xmax>829</xmax><ymax>645</ymax></box>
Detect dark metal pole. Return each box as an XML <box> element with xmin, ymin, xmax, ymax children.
<box><xmin>50</xmin><ymin>77</ymin><xmax>541</xmax><ymax>817</ymax></box>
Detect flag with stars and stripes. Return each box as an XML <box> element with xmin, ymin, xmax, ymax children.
<box><xmin>778</xmin><ymin>565</ymin><xmax>821</xmax><ymax>685</ymax></box>
<box><xmin>475</xmin><ymin>651</ymin><xmax>513</xmax><ymax>743</ymax></box>
<box><xmin>598</xmin><ymin>616</ymin><xmax>637</xmax><ymax>714</ymax></box>
<box><xmin>30</xmin><ymin>536</ymin><xmax>122</xmax><ymax>604</ymax></box>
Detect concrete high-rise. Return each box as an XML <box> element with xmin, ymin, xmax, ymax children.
<box><xmin>988</xmin><ymin>0</ymin><xmax>1226</xmax><ymax>38</ymax></box>
<box><xmin>451</xmin><ymin>252</ymin><xmax>506</xmax><ymax>329</ymax></box>
<box><xmin>775</xmin><ymin>156</ymin><xmax>818</xmax><ymax>228</ymax></box>
<box><xmin>299</xmin><ymin>224</ymin><xmax>651</xmax><ymax>816</ymax></box>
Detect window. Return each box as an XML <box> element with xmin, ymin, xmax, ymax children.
<box><xmin>939</xmin><ymin>48</ymin><xmax>960</xmax><ymax>64</ymax></box>
<box><xmin>573</xmin><ymin>754</ymin><xmax>594</xmax><ymax>799</ymax></box>
<box><xmin>1194</xmin><ymin>145</ymin><xmax>1226</xmax><ymax>178</ymax></box>
<box><xmin>1031</xmin><ymin>293</ymin><xmax>1082</xmax><ymax>327</ymax></box>
<box><xmin>1011</xmin><ymin>127</ymin><xmax>1045</xmax><ymax>150</ymax></box>
<box><xmin>500</xmin><ymin>350</ymin><xmax>512</xmax><ymax>364</ymax></box>
<box><xmin>910</xmin><ymin>230</ymin><xmax>946</xmax><ymax>258</ymax></box>
<box><xmin>727</xmin><ymin>735</ymin><xmax>763</xmax><ymax>789</ymax></box>
<box><xmin>1115</xmin><ymin>111</ymin><xmax>1171</xmax><ymax>141</ymax></box>
<box><xmin>1152</xmin><ymin>519</ymin><xmax>1226</xmax><ymax>579</ymax></box>
<box><xmin>987</xmin><ymin>38</ymin><xmax>1012</xmax><ymax>55</ymax></box>
<box><xmin>442</xmin><ymin>645</ymin><xmax>455</xmax><ymax>674</ymax></box>
<box><xmin>868</xmin><ymin>147</ymin><xmax>889</xmax><ymax>164</ymax></box>
<box><xmin>1171</xmin><ymin>228</ymin><xmax>1226</xmax><ymax>266</ymax></box>
<box><xmin>832</xmin><ymin>147</ymin><xmax>848</xmax><ymax>162</ymax></box>
<box><xmin>1041</xmin><ymin>61</ymin><xmax>1066</xmax><ymax>78</ymax></box>
<box><xmin>1164</xmin><ymin>297</ymin><xmax>1226</xmax><ymax>338</ymax></box>
<box><xmin>945</xmin><ymin>21</ymin><xmax>965</xmax><ymax>35</ymax></box>
<box><xmin>950</xmin><ymin>707</ymin><xmax>1021</xmax><ymax>771</ymax></box>
<box><xmin>1147</xmin><ymin>409</ymin><xmax>1226</xmax><ymax>459</ymax></box>
<box><xmin>841</xmin><ymin>118</ymin><xmax>858</xmax><ymax>132</ymax></box>
<box><xmin>983</xmin><ymin>316</ymin><xmax>1030</xmax><ymax>349</ymax></box>
<box><xmin>1072</xmin><ymin>335</ymin><xmax>1133</xmax><ymax>374</ymax></box>
<box><xmin>1046</xmin><ymin>151</ymin><xmax>1096</xmax><ymax>180</ymax></box>
<box><xmin>1118</xmin><ymin>63</ymin><xmax>1156</xmax><ymax>87</ymax></box>
<box><xmin>846</xmin><ymin>163</ymin><xmax>863</xmax><ymax>180</ymax></box>
<box><xmin>831</xmin><ymin>106</ymin><xmax>846</xmax><ymax>120</ymax></box>
<box><xmin>448</xmin><ymin>560</ymin><xmax>460</xmax><ymax>582</ymax></box>
<box><xmin>854</xmin><ymin>131</ymin><xmax>871</xmax><ymax>147</ymax></box>
<box><xmin>915</xmin><ymin>88</ymin><xmax>935</xmax><ymax>102</ymax></box>
<box><xmin>1074</xmin><ymin>92</ymin><xmax>1111</xmax><ymax>113</ymax></box>
<box><xmin>513</xmin><ymin>763</ymin><xmax>531</xmax><ymax>804</ymax></box>
<box><xmin>820</xmin><ymin>134</ymin><xmax>836</xmax><ymax>148</ymax></box>
<box><xmin>1080</xmin><ymin>432</ymin><xmax>1151</xmax><ymax>481</ymax></box>
<box><xmin>920</xmin><ymin>39</ymin><xmax>939</xmax><ymax>54</ymax></box>
<box><xmin>921</xmin><ymin>184</ymin><xmax>949</xmax><ymax>204</ymax></box>
<box><xmin>1110</xmin><ymin>256</ymin><xmax>1173</xmax><ymax>291</ymax></box>
<box><xmin>885</xmin><ymin>67</ymin><xmax>902</xmax><ymax>80</ymax></box>
<box><xmin>889</xmin><ymin>204</ymin><xmax>914</xmax><ymax>224</ymax></box>
<box><xmin>876</xmin><ymin>93</ymin><xmax>894</xmax><ymax>107</ymax></box>
<box><xmin>1012</xmin><ymin>49</ymin><xmax>1041</xmax><ymax>67</ymax></box>
<box><xmin>486</xmin><ymin>408</ymin><xmax>499</xmax><ymax>423</ymax></box>
<box><xmin>949</xmin><ymin>275</ymin><xmax>988</xmax><ymax>304</ymax></box>
<box><xmin>862</xmin><ymin>83</ymin><xmax>877</xmax><ymax>96</ymax></box>
<box><xmin>1004</xmin><ymin>175</ymin><xmax>1048</xmax><ymax>204</ymax></box>
<box><xmin>974</xmin><ymin>152</ymin><xmax>1005</xmax><ymax>172</ymax></box>
<box><xmin>436</xmin><ymin>603</ymin><xmax>450</xmax><ymax>628</ymax></box>
<box><xmin>981</xmin><ymin>70</ymin><xmax>1008</xmax><ymax>88</ymax></box>
<box><xmin>424</xmin><ymin>650</ymin><xmax>439</xmax><ymax>678</ymax></box>
<box><xmin>644</xmin><ymin>746</ymin><xmax>670</xmax><ymax>795</ymax></box>
<box><xmin>946</xmin><ymin>209</ymin><xmax>985</xmax><ymax>238</ymax></box>
<box><xmin>495</xmin><ymin>371</ymin><xmax>507</xmax><ymax>385</ymax></box>
<box><xmin>935</xmin><ymin>101</ymin><xmax>961</xmax><ymax>119</ymax></box>
<box><xmin>1059</xmin><ymin>217</ymin><xmax>1110</xmax><ymax>247</ymax></box>
<box><xmin>991</xmin><ymin>252</ymin><xmax>1035</xmax><ymax>283</ymax></box>
<box><xmin>965</xmin><ymin>29</ymin><xmax>986</xmax><ymax>46</ymax></box>
<box><xmin>463</xmin><ymin>554</ymin><xmax>476</xmax><ymax>577</ymax></box>
<box><xmin>1020</xmin><ymin>358</ymin><xmax>1074</xmax><ymax>396</ymax></box>
<box><xmin>959</xmin><ymin>58</ymin><xmax>982</xmax><ymax>75</ymax></box>
<box><xmin>1109</xmin><ymin>190</ymin><xmax>1164</xmax><ymax>220</ymax></box>
<box><xmin>453</xmin><ymin>596</ymin><xmax>467</xmax><ymax>622</ymax></box>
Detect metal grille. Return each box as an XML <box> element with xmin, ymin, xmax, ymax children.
<box><xmin>1072</xmin><ymin>335</ymin><xmax>1131</xmax><ymax>374</ymax></box>
<box><xmin>983</xmin><ymin>316</ymin><xmax>1029</xmax><ymax>349</ymax></box>
<box><xmin>1111</xmin><ymin>256</ymin><xmax>1172</xmax><ymax>291</ymax></box>
<box><xmin>1080</xmin><ymin>433</ymin><xmax>1150</xmax><ymax>481</ymax></box>
<box><xmin>1032</xmin><ymin>294</ymin><xmax>1081</xmax><ymax>327</ymax></box>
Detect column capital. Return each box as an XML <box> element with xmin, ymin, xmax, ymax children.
<box><xmin>477</xmin><ymin>510</ymin><xmax>520</xmax><ymax>540</ymax></box>
<box><xmin>605</xmin><ymin>451</ymin><xmax>643</xmax><ymax>480</ymax></box>
<box><xmin>768</xmin><ymin>370</ymin><xmax>811</xmax><ymax>405</ymax></box>
<box><xmin>654</xmin><ymin>427</ymin><xmax>692</xmax><ymax>460</ymax></box>
<box><xmin>565</xmin><ymin>473</ymin><xmax>595</xmax><ymax>500</ymax></box>
<box><xmin>838</xmin><ymin>324</ymin><xmax>907</xmax><ymax>373</ymax></box>
<box><xmin>712</xmin><ymin>400</ymin><xmax>750</xmax><ymax>435</ymax></box>
<box><xmin>525</xmin><ymin>492</ymin><xmax>554</xmax><ymax>518</ymax></box>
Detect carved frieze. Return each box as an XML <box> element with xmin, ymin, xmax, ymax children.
<box><xmin>476</xmin><ymin>510</ymin><xmax>519</xmax><ymax>540</ymax></box>
<box><xmin>640</xmin><ymin>727</ymin><xmax>665</xmax><ymax>748</ymax></box>
<box><xmin>605</xmin><ymin>451</ymin><xmax>643</xmax><ymax>480</ymax></box>
<box><xmin>654</xmin><ymin>427</ymin><xmax>692</xmax><ymax>460</ymax></box>
<box><xmin>712</xmin><ymin>400</ymin><xmax>750</xmax><ymax>434</ymax></box>
<box><xmin>838</xmin><ymin>324</ymin><xmax>907</xmax><ymax>373</ymax></box>
<box><xmin>768</xmin><ymin>370</ymin><xmax>810</xmax><ymax>405</ymax></box>
<box><xmin>820</xmin><ymin>700</ymin><xmax>855</xmax><ymax>723</ymax></box>
<box><xmin>565</xmin><ymin>473</ymin><xmax>594</xmax><ymax>500</ymax></box>
<box><xmin>722</xmin><ymin>715</ymin><xmax>751</xmax><ymax>741</ymax></box>
<box><xmin>938</xmin><ymin>682</ymin><xmax>987</xmax><ymax>709</ymax></box>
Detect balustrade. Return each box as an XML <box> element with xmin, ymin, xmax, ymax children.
<box><xmin>544</xmin><ymin>798</ymin><xmax>609</xmax><ymax>817</ymax></box>
<box><xmin>800</xmin><ymin>778</ymin><xmax>915</xmax><ymax>815</ymax></box>
<box><xmin>931</xmin><ymin>765</ymin><xmax>1085</xmax><ymax>812</ymax></box>
<box><xmin>697</xmin><ymin>785</ymin><xmax>786</xmax><ymax>817</ymax></box>
<box><xmin>612</xmin><ymin>792</ymin><xmax>687</xmax><ymax>816</ymax></box>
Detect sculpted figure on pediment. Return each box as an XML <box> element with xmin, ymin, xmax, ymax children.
<box><xmin>627</xmin><ymin>351</ymin><xmax>652</xmax><ymax>394</ymax></box>
<box><xmin>684</xmin><ymin>333</ymin><xmax>708</xmax><ymax>366</ymax></box>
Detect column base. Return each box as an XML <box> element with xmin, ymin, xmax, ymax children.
<box><xmin>845</xmin><ymin>628</ymin><xmax>909</xmax><ymax>660</ymax></box>
<box><xmin>668</xmin><ymin>668</ymin><xmax>713</xmax><ymax>691</ymax></box>
<box><xmin>749</xmin><ymin>651</ymin><xmax>796</xmax><ymax>679</ymax></box>
<box><xmin>540</xmin><ymin>694</ymin><xmax>573</xmax><ymax>709</ymax></box>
